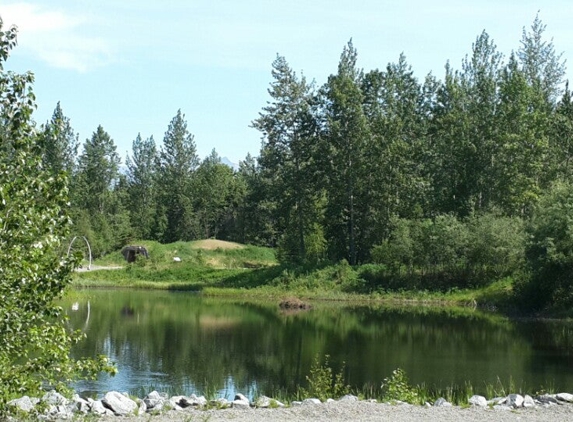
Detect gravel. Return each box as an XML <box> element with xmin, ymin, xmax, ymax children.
<box><xmin>95</xmin><ymin>400</ymin><xmax>573</xmax><ymax>422</ymax></box>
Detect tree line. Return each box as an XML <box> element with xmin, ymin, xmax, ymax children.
<box><xmin>36</xmin><ymin>16</ymin><xmax>573</xmax><ymax>308</ymax></box>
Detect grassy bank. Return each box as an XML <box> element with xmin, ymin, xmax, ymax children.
<box><xmin>73</xmin><ymin>239</ymin><xmax>518</xmax><ymax>312</ymax></box>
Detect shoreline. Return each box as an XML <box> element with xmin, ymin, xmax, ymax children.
<box><xmin>9</xmin><ymin>391</ymin><xmax>573</xmax><ymax>422</ymax></box>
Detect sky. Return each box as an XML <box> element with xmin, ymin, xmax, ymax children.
<box><xmin>1</xmin><ymin>1</ymin><xmax>572</xmax><ymax>165</ymax></box>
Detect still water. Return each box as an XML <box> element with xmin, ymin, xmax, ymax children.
<box><xmin>62</xmin><ymin>289</ymin><xmax>573</xmax><ymax>399</ymax></box>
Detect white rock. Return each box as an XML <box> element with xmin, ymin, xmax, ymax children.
<box><xmin>523</xmin><ymin>395</ymin><xmax>536</xmax><ymax>408</ymax></box>
<box><xmin>557</xmin><ymin>393</ymin><xmax>573</xmax><ymax>403</ymax></box>
<box><xmin>506</xmin><ymin>394</ymin><xmax>524</xmax><ymax>408</ymax></box>
<box><xmin>90</xmin><ymin>400</ymin><xmax>109</xmax><ymax>415</ymax></box>
<box><xmin>338</xmin><ymin>394</ymin><xmax>358</xmax><ymax>402</ymax></box>
<box><xmin>7</xmin><ymin>396</ymin><xmax>36</xmax><ymax>413</ymax></box>
<box><xmin>42</xmin><ymin>391</ymin><xmax>68</xmax><ymax>406</ymax></box>
<box><xmin>144</xmin><ymin>391</ymin><xmax>168</xmax><ymax>409</ymax></box>
<box><xmin>232</xmin><ymin>394</ymin><xmax>251</xmax><ymax>410</ymax></box>
<box><xmin>102</xmin><ymin>391</ymin><xmax>138</xmax><ymax>416</ymax></box>
<box><xmin>433</xmin><ymin>397</ymin><xmax>452</xmax><ymax>407</ymax></box>
<box><xmin>494</xmin><ymin>404</ymin><xmax>512</xmax><ymax>411</ymax></box>
<box><xmin>291</xmin><ymin>401</ymin><xmax>303</xmax><ymax>406</ymax></box>
<box><xmin>468</xmin><ymin>395</ymin><xmax>487</xmax><ymax>407</ymax></box>
<box><xmin>302</xmin><ymin>398</ymin><xmax>322</xmax><ymax>405</ymax></box>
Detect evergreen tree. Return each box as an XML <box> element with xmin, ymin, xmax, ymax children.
<box><xmin>236</xmin><ymin>153</ymin><xmax>277</xmax><ymax>246</ymax></box>
<box><xmin>253</xmin><ymin>55</ymin><xmax>323</xmax><ymax>264</ymax></box>
<box><xmin>320</xmin><ymin>41</ymin><xmax>371</xmax><ymax>264</ymax></box>
<box><xmin>126</xmin><ymin>133</ymin><xmax>157</xmax><ymax>240</ymax></box>
<box><xmin>38</xmin><ymin>102</ymin><xmax>79</xmax><ymax>175</ymax></box>
<box><xmin>74</xmin><ymin>126</ymin><xmax>124</xmax><ymax>255</ymax></box>
<box><xmin>156</xmin><ymin>110</ymin><xmax>199</xmax><ymax>242</ymax></box>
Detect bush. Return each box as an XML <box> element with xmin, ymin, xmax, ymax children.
<box><xmin>519</xmin><ymin>181</ymin><xmax>573</xmax><ymax>311</ymax></box>
<box><xmin>299</xmin><ymin>355</ymin><xmax>349</xmax><ymax>402</ymax></box>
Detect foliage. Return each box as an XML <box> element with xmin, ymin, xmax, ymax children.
<box><xmin>381</xmin><ymin>368</ymin><xmax>420</xmax><ymax>404</ymax></box>
<box><xmin>519</xmin><ymin>181</ymin><xmax>573</xmax><ymax>311</ymax></box>
<box><xmin>0</xmin><ymin>19</ymin><xmax>115</xmax><ymax>412</ymax></box>
<box><xmin>299</xmin><ymin>355</ymin><xmax>349</xmax><ymax>402</ymax></box>
<box><xmin>369</xmin><ymin>213</ymin><xmax>525</xmax><ymax>291</ymax></box>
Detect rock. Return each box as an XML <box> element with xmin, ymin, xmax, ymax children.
<box><xmin>144</xmin><ymin>390</ymin><xmax>169</xmax><ymax>410</ymax></box>
<box><xmin>494</xmin><ymin>404</ymin><xmax>512</xmax><ymax>411</ymax></box>
<box><xmin>72</xmin><ymin>395</ymin><xmax>90</xmax><ymax>414</ymax></box>
<box><xmin>254</xmin><ymin>395</ymin><xmax>284</xmax><ymax>408</ymax></box>
<box><xmin>326</xmin><ymin>398</ymin><xmax>335</xmax><ymax>403</ymax></box>
<box><xmin>46</xmin><ymin>404</ymin><xmax>73</xmax><ymax>420</ymax></box>
<box><xmin>232</xmin><ymin>393</ymin><xmax>251</xmax><ymax>410</ymax></box>
<box><xmin>181</xmin><ymin>394</ymin><xmax>207</xmax><ymax>408</ymax></box>
<box><xmin>506</xmin><ymin>393</ymin><xmax>524</xmax><ymax>408</ymax></box>
<box><xmin>91</xmin><ymin>400</ymin><xmax>111</xmax><ymax>415</ymax></box>
<box><xmin>302</xmin><ymin>398</ymin><xmax>322</xmax><ymax>405</ymax></box>
<box><xmin>557</xmin><ymin>393</ymin><xmax>573</xmax><ymax>403</ymax></box>
<box><xmin>537</xmin><ymin>394</ymin><xmax>560</xmax><ymax>405</ymax></box>
<box><xmin>523</xmin><ymin>394</ymin><xmax>536</xmax><ymax>408</ymax></box>
<box><xmin>210</xmin><ymin>398</ymin><xmax>230</xmax><ymax>409</ymax></box>
<box><xmin>339</xmin><ymin>394</ymin><xmax>359</xmax><ymax>402</ymax></box>
<box><xmin>42</xmin><ymin>391</ymin><xmax>68</xmax><ymax>406</ymax></box>
<box><xmin>170</xmin><ymin>395</ymin><xmax>187</xmax><ymax>409</ymax></box>
<box><xmin>8</xmin><ymin>396</ymin><xmax>36</xmax><ymax>413</ymax></box>
<box><xmin>487</xmin><ymin>397</ymin><xmax>506</xmax><ymax>405</ymax></box>
<box><xmin>136</xmin><ymin>398</ymin><xmax>147</xmax><ymax>415</ymax></box>
<box><xmin>102</xmin><ymin>391</ymin><xmax>138</xmax><ymax>416</ymax></box>
<box><xmin>433</xmin><ymin>397</ymin><xmax>452</xmax><ymax>407</ymax></box>
<box><xmin>468</xmin><ymin>395</ymin><xmax>487</xmax><ymax>407</ymax></box>
<box><xmin>291</xmin><ymin>401</ymin><xmax>303</xmax><ymax>406</ymax></box>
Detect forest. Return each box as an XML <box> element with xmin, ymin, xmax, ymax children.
<box><xmin>35</xmin><ymin>16</ymin><xmax>573</xmax><ymax>312</ymax></box>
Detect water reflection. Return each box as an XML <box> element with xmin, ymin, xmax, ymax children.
<box><xmin>62</xmin><ymin>289</ymin><xmax>573</xmax><ymax>398</ymax></box>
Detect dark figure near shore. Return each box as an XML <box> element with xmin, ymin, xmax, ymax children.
<box><xmin>121</xmin><ymin>245</ymin><xmax>149</xmax><ymax>263</ymax></box>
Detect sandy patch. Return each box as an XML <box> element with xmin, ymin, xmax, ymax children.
<box><xmin>192</xmin><ymin>239</ymin><xmax>245</xmax><ymax>250</ymax></box>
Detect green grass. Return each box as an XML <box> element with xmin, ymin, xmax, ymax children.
<box><xmin>73</xmin><ymin>240</ymin><xmax>522</xmax><ymax>315</ymax></box>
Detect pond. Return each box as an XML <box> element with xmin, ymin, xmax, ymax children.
<box><xmin>62</xmin><ymin>289</ymin><xmax>573</xmax><ymax>399</ymax></box>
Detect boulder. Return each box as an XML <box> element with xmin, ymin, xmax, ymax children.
<box><xmin>232</xmin><ymin>393</ymin><xmax>251</xmax><ymax>409</ymax></box>
<box><xmin>338</xmin><ymin>394</ymin><xmax>359</xmax><ymax>402</ymax></box>
<box><xmin>506</xmin><ymin>394</ymin><xmax>524</xmax><ymax>408</ymax></box>
<box><xmin>536</xmin><ymin>394</ymin><xmax>560</xmax><ymax>405</ymax></box>
<box><xmin>102</xmin><ymin>391</ymin><xmax>138</xmax><ymax>416</ymax></box>
<box><xmin>557</xmin><ymin>393</ymin><xmax>573</xmax><ymax>403</ymax></box>
<box><xmin>169</xmin><ymin>395</ymin><xmax>187</xmax><ymax>410</ymax></box>
<box><xmin>302</xmin><ymin>398</ymin><xmax>322</xmax><ymax>405</ymax></box>
<box><xmin>180</xmin><ymin>394</ymin><xmax>207</xmax><ymax>408</ymax></box>
<box><xmin>91</xmin><ymin>400</ymin><xmax>112</xmax><ymax>415</ymax></box>
<box><xmin>433</xmin><ymin>397</ymin><xmax>452</xmax><ymax>407</ymax></box>
<box><xmin>254</xmin><ymin>395</ymin><xmax>284</xmax><ymax>408</ymax></box>
<box><xmin>144</xmin><ymin>390</ymin><xmax>169</xmax><ymax>410</ymax></box>
<box><xmin>136</xmin><ymin>398</ymin><xmax>147</xmax><ymax>415</ymax></box>
<box><xmin>523</xmin><ymin>395</ymin><xmax>536</xmax><ymax>408</ymax></box>
<box><xmin>7</xmin><ymin>396</ymin><xmax>37</xmax><ymax>413</ymax></box>
<box><xmin>468</xmin><ymin>395</ymin><xmax>487</xmax><ymax>407</ymax></box>
<box><xmin>210</xmin><ymin>398</ymin><xmax>230</xmax><ymax>408</ymax></box>
<box><xmin>72</xmin><ymin>395</ymin><xmax>91</xmax><ymax>414</ymax></box>
<box><xmin>42</xmin><ymin>391</ymin><xmax>68</xmax><ymax>406</ymax></box>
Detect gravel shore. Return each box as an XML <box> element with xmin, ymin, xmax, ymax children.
<box><xmin>97</xmin><ymin>400</ymin><xmax>573</xmax><ymax>422</ymax></box>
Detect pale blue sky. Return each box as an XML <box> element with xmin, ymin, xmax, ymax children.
<box><xmin>2</xmin><ymin>1</ymin><xmax>572</xmax><ymax>163</ymax></box>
